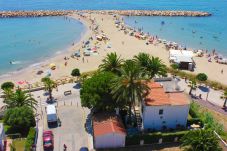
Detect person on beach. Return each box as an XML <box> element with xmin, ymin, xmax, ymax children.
<box><xmin>64</xmin><ymin>62</ymin><xmax>67</xmax><ymax>67</ymax></box>
<box><xmin>82</xmin><ymin>57</ymin><xmax>85</xmax><ymax>63</ymax></box>
<box><xmin>221</xmin><ymin>69</ymin><xmax>223</xmax><ymax>74</ymax></box>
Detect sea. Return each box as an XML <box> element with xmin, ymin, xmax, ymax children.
<box><xmin>0</xmin><ymin>0</ymin><xmax>227</xmax><ymax>74</ymax></box>
<box><xmin>0</xmin><ymin>17</ymin><xmax>85</xmax><ymax>75</ymax></box>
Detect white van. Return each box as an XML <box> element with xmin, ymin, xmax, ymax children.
<box><xmin>46</xmin><ymin>105</ymin><xmax>58</xmax><ymax>123</ymax></box>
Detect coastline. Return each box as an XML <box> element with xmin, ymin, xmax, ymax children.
<box><xmin>0</xmin><ymin>13</ymin><xmax>91</xmax><ymax>84</ymax></box>
<box><xmin>0</xmin><ymin>12</ymin><xmax>227</xmax><ymax>87</ymax></box>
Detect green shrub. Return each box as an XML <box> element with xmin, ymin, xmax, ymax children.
<box><xmin>24</xmin><ymin>127</ymin><xmax>36</xmax><ymax>151</ymax></box>
<box><xmin>189</xmin><ymin>102</ymin><xmax>200</xmax><ymax>118</ymax></box>
<box><xmin>196</xmin><ymin>73</ymin><xmax>208</xmax><ymax>82</ymax></box>
<box><xmin>170</xmin><ymin>63</ymin><xmax>179</xmax><ymax>70</ymax></box>
<box><xmin>1</xmin><ymin>81</ymin><xmax>14</xmax><ymax>90</ymax></box>
<box><xmin>71</xmin><ymin>68</ymin><xmax>80</xmax><ymax>77</ymax></box>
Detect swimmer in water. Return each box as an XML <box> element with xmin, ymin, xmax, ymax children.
<box><xmin>9</xmin><ymin>61</ymin><xmax>13</xmax><ymax>64</ymax></box>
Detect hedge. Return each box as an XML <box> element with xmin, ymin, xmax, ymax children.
<box><xmin>24</xmin><ymin>127</ymin><xmax>36</xmax><ymax>151</ymax></box>
<box><xmin>126</xmin><ymin>131</ymin><xmax>188</xmax><ymax>146</ymax></box>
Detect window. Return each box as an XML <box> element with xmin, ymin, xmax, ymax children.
<box><xmin>159</xmin><ymin>109</ymin><xmax>163</xmax><ymax>115</ymax></box>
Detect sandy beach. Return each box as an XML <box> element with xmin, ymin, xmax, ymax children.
<box><xmin>0</xmin><ymin>12</ymin><xmax>227</xmax><ymax>86</ymax></box>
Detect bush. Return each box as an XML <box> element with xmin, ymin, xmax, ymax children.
<box><xmin>170</xmin><ymin>63</ymin><xmax>179</xmax><ymax>70</ymax></box>
<box><xmin>1</xmin><ymin>81</ymin><xmax>14</xmax><ymax>90</ymax></box>
<box><xmin>126</xmin><ymin>131</ymin><xmax>188</xmax><ymax>146</ymax></box>
<box><xmin>189</xmin><ymin>102</ymin><xmax>201</xmax><ymax>118</ymax></box>
<box><xmin>71</xmin><ymin>68</ymin><xmax>80</xmax><ymax>77</ymax></box>
<box><xmin>25</xmin><ymin>127</ymin><xmax>36</xmax><ymax>151</ymax></box>
<box><xmin>196</xmin><ymin>73</ymin><xmax>208</xmax><ymax>82</ymax></box>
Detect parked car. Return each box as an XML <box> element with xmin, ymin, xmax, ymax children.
<box><xmin>80</xmin><ymin>147</ymin><xmax>89</xmax><ymax>151</ymax></box>
<box><xmin>43</xmin><ymin>130</ymin><xmax>54</xmax><ymax>150</ymax></box>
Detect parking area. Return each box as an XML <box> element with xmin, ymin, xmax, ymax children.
<box><xmin>36</xmin><ymin>83</ymin><xmax>92</xmax><ymax>151</ymax></box>
<box><xmin>50</xmin><ymin>106</ymin><xmax>89</xmax><ymax>151</ymax></box>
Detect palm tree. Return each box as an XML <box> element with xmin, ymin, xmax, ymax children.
<box><xmin>189</xmin><ymin>79</ymin><xmax>197</xmax><ymax>95</ymax></box>
<box><xmin>41</xmin><ymin>77</ymin><xmax>56</xmax><ymax>101</ymax></box>
<box><xmin>133</xmin><ymin>52</ymin><xmax>151</xmax><ymax>69</ymax></box>
<box><xmin>147</xmin><ymin>56</ymin><xmax>167</xmax><ymax>78</ymax></box>
<box><xmin>181</xmin><ymin>129</ymin><xmax>221</xmax><ymax>151</ymax></box>
<box><xmin>221</xmin><ymin>90</ymin><xmax>227</xmax><ymax>108</ymax></box>
<box><xmin>3</xmin><ymin>89</ymin><xmax>37</xmax><ymax>109</ymax></box>
<box><xmin>99</xmin><ymin>52</ymin><xmax>123</xmax><ymax>75</ymax></box>
<box><xmin>134</xmin><ymin>53</ymin><xmax>167</xmax><ymax>79</ymax></box>
<box><xmin>111</xmin><ymin>60</ymin><xmax>149</xmax><ymax>124</ymax></box>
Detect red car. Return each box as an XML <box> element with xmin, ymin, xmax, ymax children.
<box><xmin>43</xmin><ymin>130</ymin><xmax>54</xmax><ymax>150</ymax></box>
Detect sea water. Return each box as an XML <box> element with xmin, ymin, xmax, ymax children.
<box><xmin>0</xmin><ymin>17</ymin><xmax>85</xmax><ymax>75</ymax></box>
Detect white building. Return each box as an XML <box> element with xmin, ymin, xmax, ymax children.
<box><xmin>169</xmin><ymin>49</ymin><xmax>194</xmax><ymax>70</ymax></box>
<box><xmin>142</xmin><ymin>82</ymin><xmax>190</xmax><ymax>131</ymax></box>
<box><xmin>93</xmin><ymin>113</ymin><xmax>126</xmax><ymax>149</ymax></box>
<box><xmin>0</xmin><ymin>123</ymin><xmax>5</xmax><ymax>151</ymax></box>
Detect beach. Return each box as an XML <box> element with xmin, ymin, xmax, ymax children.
<box><xmin>0</xmin><ymin>12</ymin><xmax>227</xmax><ymax>86</ymax></box>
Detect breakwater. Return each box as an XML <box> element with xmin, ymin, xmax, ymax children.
<box><xmin>0</xmin><ymin>10</ymin><xmax>75</xmax><ymax>17</ymax></box>
<box><xmin>0</xmin><ymin>10</ymin><xmax>211</xmax><ymax>18</ymax></box>
<box><xmin>81</xmin><ymin>10</ymin><xmax>211</xmax><ymax>17</ymax></box>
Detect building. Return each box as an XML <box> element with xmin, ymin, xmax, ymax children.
<box><xmin>169</xmin><ymin>49</ymin><xmax>194</xmax><ymax>70</ymax></box>
<box><xmin>93</xmin><ymin>113</ymin><xmax>126</xmax><ymax>149</ymax></box>
<box><xmin>142</xmin><ymin>82</ymin><xmax>190</xmax><ymax>131</ymax></box>
<box><xmin>0</xmin><ymin>123</ymin><xmax>5</xmax><ymax>151</ymax></box>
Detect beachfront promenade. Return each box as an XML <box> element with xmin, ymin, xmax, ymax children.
<box><xmin>0</xmin><ymin>10</ymin><xmax>211</xmax><ymax>18</ymax></box>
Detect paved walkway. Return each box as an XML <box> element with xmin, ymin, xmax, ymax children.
<box><xmin>177</xmin><ymin>77</ymin><xmax>227</xmax><ymax>115</ymax></box>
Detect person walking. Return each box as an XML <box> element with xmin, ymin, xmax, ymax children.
<box><xmin>63</xmin><ymin>144</ymin><xmax>67</xmax><ymax>151</ymax></box>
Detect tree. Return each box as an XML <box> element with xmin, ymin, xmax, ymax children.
<box><xmin>221</xmin><ymin>90</ymin><xmax>227</xmax><ymax>108</ymax></box>
<box><xmin>80</xmin><ymin>72</ymin><xmax>119</xmax><ymax>111</ymax></box>
<box><xmin>4</xmin><ymin>106</ymin><xmax>36</xmax><ymax>134</ymax></box>
<box><xmin>41</xmin><ymin>77</ymin><xmax>56</xmax><ymax>101</ymax></box>
<box><xmin>3</xmin><ymin>89</ymin><xmax>37</xmax><ymax>109</ymax></box>
<box><xmin>111</xmin><ymin>60</ymin><xmax>149</xmax><ymax>124</ymax></box>
<box><xmin>181</xmin><ymin>129</ymin><xmax>221</xmax><ymax>151</ymax></box>
<box><xmin>134</xmin><ymin>53</ymin><xmax>167</xmax><ymax>79</ymax></box>
<box><xmin>148</xmin><ymin>56</ymin><xmax>167</xmax><ymax>78</ymax></box>
<box><xmin>189</xmin><ymin>79</ymin><xmax>197</xmax><ymax>95</ymax></box>
<box><xmin>99</xmin><ymin>52</ymin><xmax>123</xmax><ymax>75</ymax></box>
<box><xmin>196</xmin><ymin>73</ymin><xmax>208</xmax><ymax>83</ymax></box>
<box><xmin>1</xmin><ymin>81</ymin><xmax>14</xmax><ymax>90</ymax></box>
<box><xmin>71</xmin><ymin>68</ymin><xmax>80</xmax><ymax>79</ymax></box>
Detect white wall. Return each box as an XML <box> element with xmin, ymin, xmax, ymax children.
<box><xmin>94</xmin><ymin>133</ymin><xmax>125</xmax><ymax>149</ymax></box>
<box><xmin>142</xmin><ymin>104</ymin><xmax>189</xmax><ymax>130</ymax></box>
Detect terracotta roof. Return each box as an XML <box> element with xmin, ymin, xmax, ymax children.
<box><xmin>93</xmin><ymin>113</ymin><xmax>126</xmax><ymax>137</ymax></box>
<box><xmin>145</xmin><ymin>82</ymin><xmax>189</xmax><ymax>106</ymax></box>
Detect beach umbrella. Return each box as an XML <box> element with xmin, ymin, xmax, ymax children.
<box><xmin>49</xmin><ymin>63</ymin><xmax>56</xmax><ymax>70</ymax></box>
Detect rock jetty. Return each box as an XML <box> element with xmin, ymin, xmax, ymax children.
<box><xmin>0</xmin><ymin>10</ymin><xmax>211</xmax><ymax>18</ymax></box>
<box><xmin>80</xmin><ymin>10</ymin><xmax>211</xmax><ymax>17</ymax></box>
<box><xmin>0</xmin><ymin>10</ymin><xmax>75</xmax><ymax>18</ymax></box>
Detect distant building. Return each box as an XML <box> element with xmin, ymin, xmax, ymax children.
<box><xmin>142</xmin><ymin>82</ymin><xmax>190</xmax><ymax>131</ymax></box>
<box><xmin>92</xmin><ymin>113</ymin><xmax>126</xmax><ymax>149</ymax></box>
<box><xmin>0</xmin><ymin>123</ymin><xmax>5</xmax><ymax>151</ymax></box>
